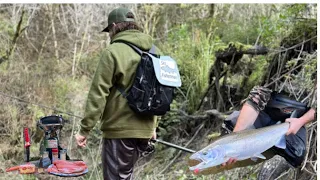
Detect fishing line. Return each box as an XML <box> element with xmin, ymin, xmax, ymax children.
<box><xmin>0</xmin><ymin>91</ymin><xmax>83</xmax><ymax>119</ymax></box>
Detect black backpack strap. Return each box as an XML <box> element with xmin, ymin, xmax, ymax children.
<box><xmin>117</xmin><ymin>87</ymin><xmax>127</xmax><ymax>98</ymax></box>
<box><xmin>118</xmin><ymin>41</ymin><xmax>144</xmax><ymax>55</ymax></box>
<box><xmin>112</xmin><ymin>40</ymin><xmax>157</xmax><ymax>98</ymax></box>
<box><xmin>149</xmin><ymin>44</ymin><xmax>156</xmax><ymax>54</ymax></box>
<box><xmin>113</xmin><ymin>40</ymin><xmax>157</xmax><ymax>55</ymax></box>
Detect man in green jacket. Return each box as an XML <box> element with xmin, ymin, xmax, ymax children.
<box><xmin>75</xmin><ymin>7</ymin><xmax>158</xmax><ymax>180</ymax></box>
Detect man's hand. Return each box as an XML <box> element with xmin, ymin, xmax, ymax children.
<box><xmin>285</xmin><ymin>118</ymin><xmax>304</xmax><ymax>135</ymax></box>
<box><xmin>75</xmin><ymin>133</ymin><xmax>87</xmax><ymax>147</ymax></box>
<box><xmin>222</xmin><ymin>158</ymin><xmax>237</xmax><ymax>166</ymax></box>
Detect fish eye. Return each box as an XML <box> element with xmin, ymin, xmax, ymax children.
<box><xmin>201</xmin><ymin>149</ymin><xmax>218</xmax><ymax>159</ymax></box>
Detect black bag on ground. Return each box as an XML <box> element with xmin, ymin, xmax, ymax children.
<box><xmin>264</xmin><ymin>92</ymin><xmax>309</xmax><ymax>122</ymax></box>
<box><xmin>114</xmin><ymin>41</ymin><xmax>176</xmax><ymax>116</ymax></box>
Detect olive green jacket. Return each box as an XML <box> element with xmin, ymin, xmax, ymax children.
<box><xmin>79</xmin><ymin>30</ymin><xmax>159</xmax><ymax>138</ymax></box>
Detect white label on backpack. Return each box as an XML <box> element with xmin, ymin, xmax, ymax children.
<box><xmin>159</xmin><ymin>60</ymin><xmax>178</xmax><ymax>82</ymax></box>
<box><xmin>149</xmin><ymin>54</ymin><xmax>181</xmax><ymax>87</ymax></box>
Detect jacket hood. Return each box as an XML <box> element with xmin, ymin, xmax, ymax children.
<box><xmin>110</xmin><ymin>30</ymin><xmax>153</xmax><ymax>51</ymax></box>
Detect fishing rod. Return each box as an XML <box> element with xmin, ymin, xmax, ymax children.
<box><xmin>151</xmin><ymin>139</ymin><xmax>196</xmax><ymax>153</ymax></box>
<box><xmin>1</xmin><ymin>90</ymin><xmax>197</xmax><ymax>154</ymax></box>
<box><xmin>0</xmin><ymin>91</ymin><xmax>82</xmax><ymax>119</ymax></box>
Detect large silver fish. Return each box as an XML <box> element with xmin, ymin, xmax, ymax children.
<box><xmin>189</xmin><ymin>122</ymin><xmax>289</xmax><ymax>174</ymax></box>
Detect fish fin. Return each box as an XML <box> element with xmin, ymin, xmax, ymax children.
<box><xmin>250</xmin><ymin>153</ymin><xmax>266</xmax><ymax>162</ymax></box>
<box><xmin>254</xmin><ymin>153</ymin><xmax>266</xmax><ymax>159</ymax></box>
<box><xmin>275</xmin><ymin>135</ymin><xmax>286</xmax><ymax>149</ymax></box>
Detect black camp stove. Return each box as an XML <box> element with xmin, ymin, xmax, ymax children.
<box><xmin>37</xmin><ymin>115</ymin><xmax>66</xmax><ymax>163</ymax></box>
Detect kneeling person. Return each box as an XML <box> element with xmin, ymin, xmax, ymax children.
<box><xmin>220</xmin><ymin>86</ymin><xmax>316</xmax><ymax>170</ymax></box>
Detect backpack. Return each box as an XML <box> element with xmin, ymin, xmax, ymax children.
<box><xmin>113</xmin><ymin>41</ymin><xmax>181</xmax><ymax>116</ymax></box>
<box><xmin>264</xmin><ymin>92</ymin><xmax>308</xmax><ymax>122</ymax></box>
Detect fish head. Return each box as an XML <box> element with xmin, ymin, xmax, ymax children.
<box><xmin>189</xmin><ymin>145</ymin><xmax>227</xmax><ymax>174</ymax></box>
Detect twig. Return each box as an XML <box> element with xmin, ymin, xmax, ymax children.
<box><xmin>136</xmin><ymin>158</ymin><xmax>161</xmax><ymax>178</ymax></box>
<box><xmin>301</xmin><ymin>88</ymin><xmax>315</xmax><ymax>104</ymax></box>
<box><xmin>227</xmin><ymin>86</ymin><xmax>235</xmax><ymax>109</ymax></box>
<box><xmin>278</xmin><ymin>74</ymin><xmax>288</xmax><ymax>93</ymax></box>
<box><xmin>264</xmin><ymin>54</ymin><xmax>316</xmax><ymax>88</ymax></box>
<box><xmin>50</xmin><ymin>4</ymin><xmax>59</xmax><ymax>62</ymax></box>
<box><xmin>159</xmin><ymin>123</ymin><xmax>204</xmax><ymax>174</ymax></box>
<box><xmin>297</xmin><ymin>88</ymin><xmax>306</xmax><ymax>101</ymax></box>
<box><xmin>197</xmin><ymin>81</ymin><xmax>216</xmax><ymax>110</ymax></box>
<box><xmin>67</xmin><ymin>116</ymin><xmax>76</xmax><ymax>154</ymax></box>
<box><xmin>274</xmin><ymin>169</ymin><xmax>291</xmax><ymax>180</ymax></box>
<box><xmin>288</xmin><ymin>78</ymin><xmax>298</xmax><ymax>100</ymax></box>
<box><xmin>270</xmin><ymin>36</ymin><xmax>317</xmax><ymax>54</ymax></box>
<box><xmin>301</xmin><ymin>124</ymin><xmax>314</xmax><ymax>170</ymax></box>
<box><xmin>302</xmin><ymin>167</ymin><xmax>317</xmax><ymax>176</ymax></box>
<box><xmin>297</xmin><ymin>38</ymin><xmax>305</xmax><ymax>59</ymax></box>
<box><xmin>214</xmin><ymin>68</ymin><xmax>225</xmax><ymax>111</ymax></box>
<box><xmin>178</xmin><ymin>109</ymin><xmax>227</xmax><ymax>121</ymax></box>
<box><xmin>37</xmin><ymin>23</ymin><xmax>52</xmax><ymax>62</ymax></box>
<box><xmin>311</xmin><ymin>161</ymin><xmax>317</xmax><ymax>173</ymax></box>
<box><xmin>88</xmin><ymin>138</ymin><xmax>103</xmax><ymax>180</ymax></box>
<box><xmin>176</xmin><ymin>87</ymin><xmax>187</xmax><ymax>101</ymax></box>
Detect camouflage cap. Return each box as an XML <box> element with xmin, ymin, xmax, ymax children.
<box><xmin>102</xmin><ymin>7</ymin><xmax>135</xmax><ymax>32</ymax></box>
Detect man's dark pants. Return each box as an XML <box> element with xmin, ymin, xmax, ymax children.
<box><xmin>102</xmin><ymin>138</ymin><xmax>150</xmax><ymax>180</ymax></box>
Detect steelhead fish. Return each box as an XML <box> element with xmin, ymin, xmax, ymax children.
<box><xmin>189</xmin><ymin>122</ymin><xmax>289</xmax><ymax>174</ymax></box>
